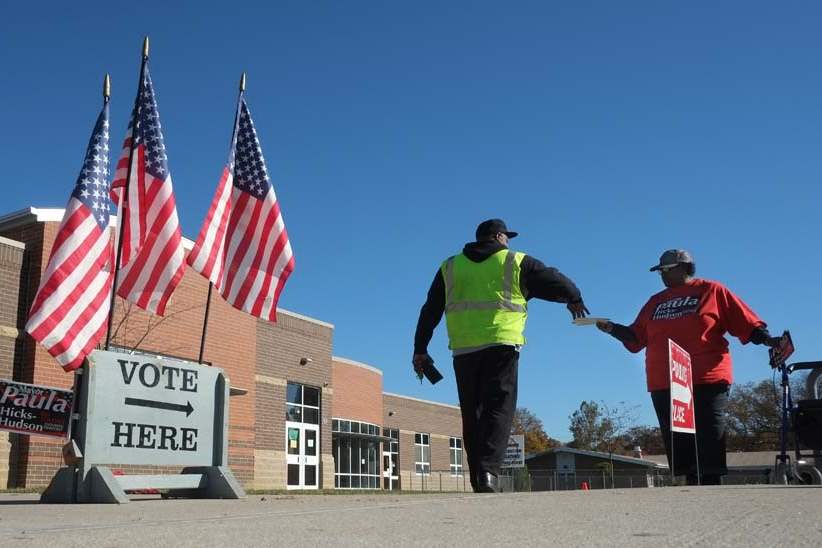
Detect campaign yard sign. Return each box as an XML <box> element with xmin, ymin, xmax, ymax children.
<box><xmin>0</xmin><ymin>379</ymin><xmax>74</xmax><ymax>438</ymax></box>
<box><xmin>668</xmin><ymin>339</ymin><xmax>696</xmax><ymax>434</ymax></box>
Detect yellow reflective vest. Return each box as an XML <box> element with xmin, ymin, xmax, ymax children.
<box><xmin>441</xmin><ymin>250</ymin><xmax>528</xmax><ymax>350</ymax></box>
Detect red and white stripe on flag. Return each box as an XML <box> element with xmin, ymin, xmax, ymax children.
<box><xmin>109</xmin><ymin>66</ymin><xmax>185</xmax><ymax>316</ymax></box>
<box><xmin>27</xmin><ymin>104</ymin><xmax>113</xmax><ymax>371</ymax></box>
<box><xmin>187</xmin><ymin>166</ymin><xmax>295</xmax><ymax>321</ymax></box>
<box><xmin>26</xmin><ymin>200</ymin><xmax>114</xmax><ymax>371</ymax></box>
<box><xmin>187</xmin><ymin>97</ymin><xmax>294</xmax><ymax>322</ymax></box>
<box><xmin>668</xmin><ymin>339</ymin><xmax>696</xmax><ymax>434</ymax></box>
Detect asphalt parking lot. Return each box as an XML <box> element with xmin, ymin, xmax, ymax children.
<box><xmin>0</xmin><ymin>485</ymin><xmax>820</xmax><ymax>547</ymax></box>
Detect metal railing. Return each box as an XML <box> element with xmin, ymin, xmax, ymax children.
<box><xmin>391</xmin><ymin>469</ymin><xmax>775</xmax><ymax>493</ymax></box>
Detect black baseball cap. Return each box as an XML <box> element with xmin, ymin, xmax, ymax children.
<box><xmin>476</xmin><ymin>219</ymin><xmax>518</xmax><ymax>240</ymax></box>
<box><xmin>649</xmin><ymin>249</ymin><xmax>694</xmax><ymax>272</ymax></box>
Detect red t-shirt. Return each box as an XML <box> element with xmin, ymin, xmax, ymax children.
<box><xmin>623</xmin><ymin>279</ymin><xmax>765</xmax><ymax>391</ymax></box>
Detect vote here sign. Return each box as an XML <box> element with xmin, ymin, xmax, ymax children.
<box><xmin>82</xmin><ymin>350</ymin><xmax>225</xmax><ymax>466</ymax></box>
<box><xmin>668</xmin><ymin>339</ymin><xmax>695</xmax><ymax>434</ymax></box>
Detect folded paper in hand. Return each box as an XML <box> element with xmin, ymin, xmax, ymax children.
<box><xmin>572</xmin><ymin>317</ymin><xmax>610</xmax><ymax>326</ymax></box>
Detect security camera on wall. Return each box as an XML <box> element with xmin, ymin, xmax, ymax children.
<box><xmin>299</xmin><ymin>357</ymin><xmax>312</xmax><ymax>366</ymax></box>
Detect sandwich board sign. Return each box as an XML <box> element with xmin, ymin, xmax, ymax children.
<box><xmin>668</xmin><ymin>340</ymin><xmax>696</xmax><ymax>434</ymax></box>
<box><xmin>82</xmin><ymin>351</ymin><xmax>221</xmax><ymax>465</ymax></box>
<box><xmin>41</xmin><ymin>350</ymin><xmax>245</xmax><ymax>504</ymax></box>
<box><xmin>502</xmin><ymin>434</ymin><xmax>525</xmax><ymax>468</ymax></box>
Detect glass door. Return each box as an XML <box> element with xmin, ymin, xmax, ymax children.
<box><xmin>383</xmin><ymin>428</ymin><xmax>399</xmax><ymax>490</ymax></box>
<box><xmin>383</xmin><ymin>451</ymin><xmax>395</xmax><ymax>490</ymax></box>
<box><xmin>286</xmin><ymin>422</ymin><xmax>319</xmax><ymax>490</ymax></box>
<box><xmin>285</xmin><ymin>382</ymin><xmax>321</xmax><ymax>490</ymax></box>
<box><xmin>303</xmin><ymin>424</ymin><xmax>319</xmax><ymax>488</ymax></box>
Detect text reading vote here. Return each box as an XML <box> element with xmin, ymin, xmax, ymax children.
<box><xmin>118</xmin><ymin>359</ymin><xmax>199</xmax><ymax>392</ymax></box>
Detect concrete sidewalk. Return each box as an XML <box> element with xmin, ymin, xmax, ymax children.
<box><xmin>0</xmin><ymin>485</ymin><xmax>820</xmax><ymax>547</ymax></box>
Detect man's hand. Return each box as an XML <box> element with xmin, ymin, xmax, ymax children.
<box><xmin>413</xmin><ymin>353</ymin><xmax>432</xmax><ymax>377</ymax></box>
<box><xmin>567</xmin><ymin>301</ymin><xmax>590</xmax><ymax>320</ymax></box>
<box><xmin>596</xmin><ymin>320</ymin><xmax>614</xmax><ymax>333</ymax></box>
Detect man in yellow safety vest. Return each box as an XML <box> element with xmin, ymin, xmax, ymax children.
<box><xmin>413</xmin><ymin>219</ymin><xmax>589</xmax><ymax>492</ymax></box>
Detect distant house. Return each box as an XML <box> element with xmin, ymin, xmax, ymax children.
<box><xmin>525</xmin><ymin>447</ymin><xmax>667</xmax><ymax>490</ymax></box>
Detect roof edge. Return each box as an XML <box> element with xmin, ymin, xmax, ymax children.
<box><xmin>276</xmin><ymin>308</ymin><xmax>335</xmax><ymax>329</ymax></box>
<box><xmin>332</xmin><ymin>356</ymin><xmax>383</xmax><ymax>375</ymax></box>
<box><xmin>383</xmin><ymin>392</ymin><xmax>460</xmax><ymax>410</ymax></box>
<box><xmin>527</xmin><ymin>446</ymin><xmax>667</xmax><ymax>469</ymax></box>
<box><xmin>0</xmin><ymin>235</ymin><xmax>25</xmax><ymax>249</ymax></box>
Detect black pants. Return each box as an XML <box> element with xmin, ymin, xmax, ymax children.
<box><xmin>651</xmin><ymin>383</ymin><xmax>730</xmax><ymax>485</ymax></box>
<box><xmin>453</xmin><ymin>346</ymin><xmax>519</xmax><ymax>490</ymax></box>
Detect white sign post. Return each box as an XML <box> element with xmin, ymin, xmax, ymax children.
<box><xmin>502</xmin><ymin>434</ymin><xmax>525</xmax><ymax>468</ymax></box>
<box><xmin>668</xmin><ymin>339</ymin><xmax>699</xmax><ymax>484</ymax></box>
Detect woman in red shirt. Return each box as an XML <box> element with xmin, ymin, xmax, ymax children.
<box><xmin>597</xmin><ymin>249</ymin><xmax>780</xmax><ymax>485</ymax></box>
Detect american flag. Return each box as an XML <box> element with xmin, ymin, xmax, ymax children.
<box><xmin>187</xmin><ymin>97</ymin><xmax>294</xmax><ymax>321</ymax></box>
<box><xmin>26</xmin><ymin>104</ymin><xmax>114</xmax><ymax>371</ymax></box>
<box><xmin>110</xmin><ymin>64</ymin><xmax>185</xmax><ymax>316</ymax></box>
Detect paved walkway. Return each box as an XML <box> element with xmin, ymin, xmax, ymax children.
<box><xmin>0</xmin><ymin>485</ymin><xmax>820</xmax><ymax>547</ymax></box>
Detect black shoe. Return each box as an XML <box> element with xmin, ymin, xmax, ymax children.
<box><xmin>475</xmin><ymin>472</ymin><xmax>499</xmax><ymax>493</ymax></box>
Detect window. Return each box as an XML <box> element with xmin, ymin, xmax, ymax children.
<box><xmin>286</xmin><ymin>382</ymin><xmax>320</xmax><ymax>424</ymax></box>
<box><xmin>333</xmin><ymin>437</ymin><xmax>380</xmax><ymax>489</ymax></box>
<box><xmin>415</xmin><ymin>433</ymin><xmax>430</xmax><ymax>475</ymax></box>
<box><xmin>332</xmin><ymin>418</ymin><xmax>382</xmax><ymax>489</ymax></box>
<box><xmin>331</xmin><ymin>419</ymin><xmax>380</xmax><ymax>437</ymax></box>
<box><xmin>450</xmin><ymin>437</ymin><xmax>463</xmax><ymax>476</ymax></box>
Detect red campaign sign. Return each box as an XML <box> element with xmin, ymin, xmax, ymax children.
<box><xmin>769</xmin><ymin>331</ymin><xmax>794</xmax><ymax>367</ymax></box>
<box><xmin>668</xmin><ymin>340</ymin><xmax>696</xmax><ymax>434</ymax></box>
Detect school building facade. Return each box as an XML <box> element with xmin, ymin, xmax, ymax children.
<box><xmin>0</xmin><ymin>207</ymin><xmax>468</xmax><ymax>491</ymax></box>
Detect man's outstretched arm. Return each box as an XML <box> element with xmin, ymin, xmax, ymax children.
<box><xmin>414</xmin><ymin>270</ymin><xmax>445</xmax><ymax>356</ymax></box>
<box><xmin>521</xmin><ymin>256</ymin><xmax>589</xmax><ymax>319</ymax></box>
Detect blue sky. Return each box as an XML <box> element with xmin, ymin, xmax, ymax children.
<box><xmin>3</xmin><ymin>2</ymin><xmax>821</xmax><ymax>441</ymax></box>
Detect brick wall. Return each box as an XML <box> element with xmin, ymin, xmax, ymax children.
<box><xmin>331</xmin><ymin>357</ymin><xmax>382</xmax><ymax>425</ymax></box>
<box><xmin>382</xmin><ymin>393</ymin><xmax>468</xmax><ymax>488</ymax></box>
<box><xmin>254</xmin><ymin>311</ymin><xmax>333</xmax><ymax>489</ymax></box>
<box><xmin>0</xmin><ymin>236</ymin><xmax>24</xmax><ymax>380</ymax></box>
<box><xmin>0</xmin><ymin>236</ymin><xmax>26</xmax><ymax>487</ymax></box>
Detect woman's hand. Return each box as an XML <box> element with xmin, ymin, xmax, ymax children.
<box><xmin>596</xmin><ymin>320</ymin><xmax>614</xmax><ymax>333</ymax></box>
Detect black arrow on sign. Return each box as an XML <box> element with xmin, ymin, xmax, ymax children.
<box><xmin>124</xmin><ymin>398</ymin><xmax>194</xmax><ymax>417</ymax></box>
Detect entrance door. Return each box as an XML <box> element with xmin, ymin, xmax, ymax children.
<box><xmin>383</xmin><ymin>451</ymin><xmax>393</xmax><ymax>490</ymax></box>
<box><xmin>286</xmin><ymin>422</ymin><xmax>319</xmax><ymax>490</ymax></box>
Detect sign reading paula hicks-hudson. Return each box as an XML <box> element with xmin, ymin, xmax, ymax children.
<box><xmin>83</xmin><ymin>350</ymin><xmax>224</xmax><ymax>467</ymax></box>
<box><xmin>0</xmin><ymin>379</ymin><xmax>74</xmax><ymax>438</ymax></box>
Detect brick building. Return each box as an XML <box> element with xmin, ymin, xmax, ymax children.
<box><xmin>0</xmin><ymin>207</ymin><xmax>468</xmax><ymax>491</ymax></box>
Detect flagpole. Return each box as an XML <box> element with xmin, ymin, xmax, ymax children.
<box><xmin>197</xmin><ymin>72</ymin><xmax>246</xmax><ymax>364</ymax></box>
<box><xmin>105</xmin><ymin>36</ymin><xmax>149</xmax><ymax>350</ymax></box>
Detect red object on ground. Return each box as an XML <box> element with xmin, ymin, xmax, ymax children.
<box><xmin>581</xmin><ymin>481</ymin><xmax>589</xmax><ymax>491</ymax></box>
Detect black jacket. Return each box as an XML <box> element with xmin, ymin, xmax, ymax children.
<box><xmin>413</xmin><ymin>241</ymin><xmax>583</xmax><ymax>354</ymax></box>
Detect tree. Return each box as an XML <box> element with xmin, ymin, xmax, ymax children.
<box><xmin>511</xmin><ymin>407</ymin><xmax>560</xmax><ymax>455</ymax></box>
<box><xmin>568</xmin><ymin>401</ymin><xmax>612</xmax><ymax>452</ymax></box>
<box><xmin>623</xmin><ymin>425</ymin><xmax>666</xmax><ymax>456</ymax></box>
<box><xmin>568</xmin><ymin>400</ymin><xmax>639</xmax><ymax>487</ymax></box>
<box><xmin>568</xmin><ymin>401</ymin><xmax>638</xmax><ymax>453</ymax></box>
<box><xmin>106</xmin><ymin>297</ymin><xmax>204</xmax><ymax>357</ymax></box>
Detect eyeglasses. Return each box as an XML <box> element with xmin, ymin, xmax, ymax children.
<box><xmin>656</xmin><ymin>265</ymin><xmax>679</xmax><ymax>273</ymax></box>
